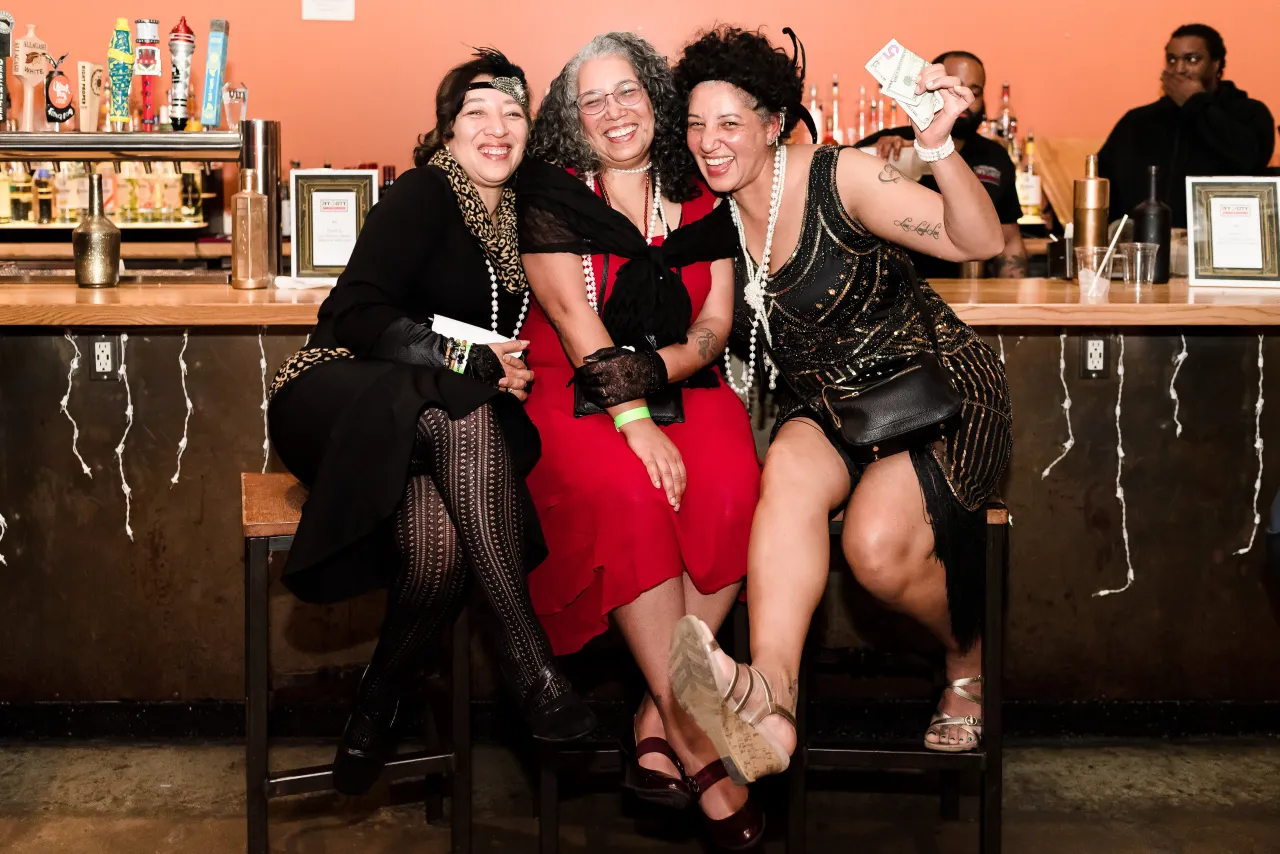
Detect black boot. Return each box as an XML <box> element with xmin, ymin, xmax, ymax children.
<box><xmin>332</xmin><ymin>700</ymin><xmax>399</xmax><ymax>796</ymax></box>
<box><xmin>521</xmin><ymin>664</ymin><xmax>596</xmax><ymax>742</ymax></box>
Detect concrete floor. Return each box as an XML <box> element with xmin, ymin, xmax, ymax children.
<box><xmin>1</xmin><ymin>740</ymin><xmax>1278</xmax><ymax>853</ymax></box>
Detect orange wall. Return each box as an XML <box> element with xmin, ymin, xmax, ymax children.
<box><xmin>5</xmin><ymin>0</ymin><xmax>1279</xmax><ymax>173</ymax></box>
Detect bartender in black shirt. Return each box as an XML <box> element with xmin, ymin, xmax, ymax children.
<box><xmin>858</xmin><ymin>50</ymin><xmax>1028</xmax><ymax>279</ymax></box>
<box><xmin>1098</xmin><ymin>23</ymin><xmax>1275</xmax><ymax>228</ymax></box>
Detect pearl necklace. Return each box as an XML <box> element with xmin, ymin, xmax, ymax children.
<box><xmin>581</xmin><ymin>167</ymin><xmax>669</xmax><ymax>312</ymax></box>
<box><xmin>486</xmin><ymin>258</ymin><xmax>530</xmax><ymax>339</ymax></box>
<box><xmin>725</xmin><ymin>144</ymin><xmax>786</xmax><ymax>396</ymax></box>
<box><xmin>607</xmin><ymin>161</ymin><xmax>651</xmax><ymax>174</ymax></box>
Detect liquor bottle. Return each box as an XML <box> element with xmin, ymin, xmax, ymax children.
<box><xmin>869</xmin><ymin>99</ymin><xmax>878</xmax><ymax>134</ymax></box>
<box><xmin>998</xmin><ymin>82</ymin><xmax>1014</xmax><ymax>139</ymax></box>
<box><xmin>180</xmin><ymin>166</ymin><xmax>201</xmax><ymax>222</ymax></box>
<box><xmin>889</xmin><ymin>100</ymin><xmax>898</xmax><ymax>128</ymax></box>
<box><xmin>231</xmin><ymin>167</ymin><xmax>272</xmax><ymax>289</ymax></box>
<box><xmin>0</xmin><ymin>165</ymin><xmax>10</xmax><ymax>224</ymax></box>
<box><xmin>806</xmin><ymin>84</ymin><xmax>823</xmax><ymax>144</ymax></box>
<box><xmin>1015</xmin><ymin>133</ymin><xmax>1042</xmax><ymax>220</ymax></box>
<box><xmin>34</xmin><ymin>169</ymin><xmax>55</xmax><ymax>224</ymax></box>
<box><xmin>55</xmin><ymin>165</ymin><xmax>76</xmax><ymax>223</ymax></box>
<box><xmin>877</xmin><ymin>98</ymin><xmax>885</xmax><ymax>131</ymax></box>
<box><xmin>160</xmin><ymin>163</ymin><xmax>182</xmax><ymax>222</ymax></box>
<box><xmin>73</xmin><ymin>173</ymin><xmax>121</xmax><ymax>288</ymax></box>
<box><xmin>381</xmin><ymin>165</ymin><xmax>396</xmax><ymax>192</ymax></box>
<box><xmin>10</xmin><ymin>163</ymin><xmax>32</xmax><ymax>222</ymax></box>
<box><xmin>1132</xmin><ymin>164</ymin><xmax>1172</xmax><ymax>283</ymax></box>
<box><xmin>281</xmin><ymin>159</ymin><xmax>300</xmax><ymax>239</ymax></box>
<box><xmin>858</xmin><ymin>85</ymin><xmax>866</xmax><ymax>141</ymax></box>
<box><xmin>829</xmin><ymin>75</ymin><xmax>841</xmax><ymax>144</ymax></box>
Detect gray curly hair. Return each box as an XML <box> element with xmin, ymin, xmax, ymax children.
<box><xmin>527</xmin><ymin>32</ymin><xmax>699</xmax><ymax>203</ymax></box>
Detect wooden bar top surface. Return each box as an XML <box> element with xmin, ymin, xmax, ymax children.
<box><xmin>0</xmin><ymin>241</ymin><xmax>291</xmax><ymax>261</ymax></box>
<box><xmin>2</xmin><ymin>278</ymin><xmax>1280</xmax><ymax>327</ymax></box>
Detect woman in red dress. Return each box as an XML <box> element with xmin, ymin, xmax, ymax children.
<box><xmin>518</xmin><ymin>32</ymin><xmax>763</xmax><ymax>848</ymax></box>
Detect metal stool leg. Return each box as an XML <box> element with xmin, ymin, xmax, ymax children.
<box><xmin>980</xmin><ymin>512</ymin><xmax>1008</xmax><ymax>854</ymax></box>
<box><xmin>244</xmin><ymin>537</ymin><xmax>271</xmax><ymax>854</ymax></box>
<box><xmin>786</xmin><ymin>655</ymin><xmax>810</xmax><ymax>853</ymax></box>
<box><xmin>451</xmin><ymin>606</ymin><xmax>472</xmax><ymax>854</ymax></box>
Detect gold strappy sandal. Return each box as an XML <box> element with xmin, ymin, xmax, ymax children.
<box><xmin>669</xmin><ymin>615</ymin><xmax>796</xmax><ymax>785</ymax></box>
<box><xmin>923</xmin><ymin>675</ymin><xmax>983</xmax><ymax>753</ymax></box>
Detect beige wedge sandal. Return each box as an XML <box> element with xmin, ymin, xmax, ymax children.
<box><xmin>923</xmin><ymin>675</ymin><xmax>984</xmax><ymax>753</ymax></box>
<box><xmin>668</xmin><ymin>615</ymin><xmax>796</xmax><ymax>785</ymax></box>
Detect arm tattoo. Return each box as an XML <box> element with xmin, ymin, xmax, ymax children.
<box><xmin>878</xmin><ymin>163</ymin><xmax>903</xmax><ymax>184</ymax></box>
<box><xmin>988</xmin><ymin>252</ymin><xmax>1029</xmax><ymax>278</ymax></box>
<box><xmin>691</xmin><ymin>325</ymin><xmax>719</xmax><ymax>364</ymax></box>
<box><xmin>892</xmin><ymin>216</ymin><xmax>943</xmax><ymax>240</ymax></box>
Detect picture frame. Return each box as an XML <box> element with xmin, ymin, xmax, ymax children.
<box><xmin>1186</xmin><ymin>176</ymin><xmax>1280</xmax><ymax>287</ymax></box>
<box><xmin>289</xmin><ymin>168</ymin><xmax>379</xmax><ymax>282</ymax></box>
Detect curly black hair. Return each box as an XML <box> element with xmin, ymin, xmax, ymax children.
<box><xmin>1171</xmin><ymin>23</ymin><xmax>1226</xmax><ymax>77</ymax></box>
<box><xmin>413</xmin><ymin>48</ymin><xmax>529</xmax><ymax>167</ymax></box>
<box><xmin>527</xmin><ymin>32</ymin><xmax>700</xmax><ymax>203</ymax></box>
<box><xmin>672</xmin><ymin>26</ymin><xmax>807</xmax><ymax>141</ymax></box>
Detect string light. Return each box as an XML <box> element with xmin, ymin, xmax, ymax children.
<box><xmin>115</xmin><ymin>333</ymin><xmax>135</xmax><ymax>541</ymax></box>
<box><xmin>258</xmin><ymin>328</ymin><xmax>270</xmax><ymax>474</ymax></box>
<box><xmin>1096</xmin><ymin>335</ymin><xmax>1133</xmax><ymax>597</ymax></box>
<box><xmin>1041</xmin><ymin>333</ymin><xmax>1074</xmax><ymax>478</ymax></box>
<box><xmin>171</xmin><ymin>330</ymin><xmax>193</xmax><ymax>485</ymax></box>
<box><xmin>1235</xmin><ymin>335</ymin><xmax>1264</xmax><ymax>555</ymax></box>
<box><xmin>59</xmin><ymin>331</ymin><xmax>92</xmax><ymax>478</ymax></box>
<box><xmin>1169</xmin><ymin>335</ymin><xmax>1188</xmax><ymax>437</ymax></box>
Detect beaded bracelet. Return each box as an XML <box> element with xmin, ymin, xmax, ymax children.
<box><xmin>613</xmin><ymin>406</ymin><xmax>652</xmax><ymax>431</ymax></box>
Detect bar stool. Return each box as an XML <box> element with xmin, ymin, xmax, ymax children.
<box><xmin>241</xmin><ymin>472</ymin><xmax>471</xmax><ymax>854</ymax></box>
<box><xmin>781</xmin><ymin>501</ymin><xmax>1010</xmax><ymax>854</ymax></box>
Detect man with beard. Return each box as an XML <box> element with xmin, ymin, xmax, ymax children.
<box><xmin>857</xmin><ymin>50</ymin><xmax>1028</xmax><ymax>278</ymax></box>
<box><xmin>1098</xmin><ymin>24</ymin><xmax>1274</xmax><ymax>228</ymax></box>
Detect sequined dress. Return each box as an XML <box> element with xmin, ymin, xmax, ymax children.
<box><xmin>735</xmin><ymin>145</ymin><xmax>1012</xmax><ymax>646</ymax></box>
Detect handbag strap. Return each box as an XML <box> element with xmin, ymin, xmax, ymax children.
<box><xmin>892</xmin><ymin>255</ymin><xmax>945</xmax><ymax>361</ymax></box>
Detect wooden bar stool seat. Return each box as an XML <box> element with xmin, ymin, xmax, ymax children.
<box><xmin>240</xmin><ymin>472</ymin><xmax>472</xmax><ymax>854</ymax></box>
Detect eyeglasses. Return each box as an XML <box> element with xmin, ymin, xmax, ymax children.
<box><xmin>576</xmin><ymin>81</ymin><xmax>645</xmax><ymax>115</ymax></box>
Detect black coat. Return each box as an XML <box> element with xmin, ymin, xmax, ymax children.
<box><xmin>1098</xmin><ymin>81</ymin><xmax>1275</xmax><ymax>228</ymax></box>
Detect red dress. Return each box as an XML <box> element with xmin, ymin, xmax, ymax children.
<box><xmin>522</xmin><ymin>181</ymin><xmax>761</xmax><ymax>655</ymax></box>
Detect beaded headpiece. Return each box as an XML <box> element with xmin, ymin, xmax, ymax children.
<box><xmin>462</xmin><ymin>48</ymin><xmax>530</xmax><ymax>111</ymax></box>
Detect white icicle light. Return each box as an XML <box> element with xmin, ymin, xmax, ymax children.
<box><xmin>171</xmin><ymin>330</ymin><xmax>193</xmax><ymax>485</ymax></box>
<box><xmin>0</xmin><ymin>511</ymin><xmax>8</xmax><ymax>566</ymax></box>
<box><xmin>115</xmin><ymin>333</ymin><xmax>135</xmax><ymax>541</ymax></box>
<box><xmin>1169</xmin><ymin>335</ymin><xmax>1188</xmax><ymax>437</ymax></box>
<box><xmin>1235</xmin><ymin>334</ymin><xmax>1265</xmax><ymax>555</ymax></box>
<box><xmin>1096</xmin><ymin>334</ymin><xmax>1134</xmax><ymax>597</ymax></box>
<box><xmin>1041</xmin><ymin>333</ymin><xmax>1075</xmax><ymax>478</ymax></box>
<box><xmin>59</xmin><ymin>331</ymin><xmax>93</xmax><ymax>478</ymax></box>
<box><xmin>259</xmin><ymin>329</ymin><xmax>270</xmax><ymax>474</ymax></box>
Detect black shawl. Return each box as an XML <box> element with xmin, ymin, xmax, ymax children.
<box><xmin>517</xmin><ymin>157</ymin><xmax>738</xmax><ymax>349</ymax></box>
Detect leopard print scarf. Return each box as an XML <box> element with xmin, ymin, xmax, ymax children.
<box><xmin>429</xmin><ymin>146</ymin><xmax>529</xmax><ymax>295</ymax></box>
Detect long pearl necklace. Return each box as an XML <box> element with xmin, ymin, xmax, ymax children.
<box><xmin>725</xmin><ymin>143</ymin><xmax>786</xmax><ymax>396</ymax></box>
<box><xmin>486</xmin><ymin>258</ymin><xmax>530</xmax><ymax>339</ymax></box>
<box><xmin>581</xmin><ymin>167</ymin><xmax>668</xmax><ymax>311</ymax></box>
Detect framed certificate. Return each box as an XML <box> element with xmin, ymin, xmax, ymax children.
<box><xmin>1186</xmin><ymin>176</ymin><xmax>1280</xmax><ymax>286</ymax></box>
<box><xmin>289</xmin><ymin>169</ymin><xmax>379</xmax><ymax>282</ymax></box>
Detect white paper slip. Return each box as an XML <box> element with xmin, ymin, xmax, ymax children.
<box><xmin>274</xmin><ymin>276</ymin><xmax>336</xmax><ymax>289</ymax></box>
<box><xmin>431</xmin><ymin>315</ymin><xmax>510</xmax><ymax>345</ymax></box>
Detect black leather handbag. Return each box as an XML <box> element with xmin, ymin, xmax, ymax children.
<box><xmin>571</xmin><ymin>252</ymin><xmax>686</xmax><ymax>424</ymax></box>
<box><xmin>813</xmin><ymin>258</ymin><xmax>963</xmax><ymax>463</ymax></box>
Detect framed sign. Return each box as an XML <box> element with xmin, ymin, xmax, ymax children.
<box><xmin>289</xmin><ymin>169</ymin><xmax>378</xmax><ymax>283</ymax></box>
<box><xmin>1186</xmin><ymin>176</ymin><xmax>1280</xmax><ymax>287</ymax></box>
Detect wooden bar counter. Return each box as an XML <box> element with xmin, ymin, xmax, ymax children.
<box><xmin>2</xmin><ymin>278</ymin><xmax>1280</xmax><ymax>327</ymax></box>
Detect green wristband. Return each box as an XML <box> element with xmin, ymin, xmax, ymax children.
<box><xmin>613</xmin><ymin>406</ymin><xmax>652</xmax><ymax>431</ymax></box>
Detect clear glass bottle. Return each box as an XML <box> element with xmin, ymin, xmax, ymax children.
<box><xmin>231</xmin><ymin>167</ymin><xmax>273</xmax><ymax>290</ymax></box>
<box><xmin>180</xmin><ymin>165</ymin><xmax>202</xmax><ymax>222</ymax></box>
<box><xmin>1015</xmin><ymin>132</ymin><xmax>1042</xmax><ymax>220</ymax></box>
<box><xmin>0</xmin><ymin>165</ymin><xmax>11</xmax><ymax>224</ymax></box>
<box><xmin>10</xmin><ymin>164</ymin><xmax>33</xmax><ymax>223</ymax></box>
<box><xmin>34</xmin><ymin>168</ymin><xmax>55</xmax><ymax>224</ymax></box>
<box><xmin>998</xmin><ymin>82</ymin><xmax>1015</xmax><ymax>139</ymax></box>
<box><xmin>829</xmin><ymin>75</ymin><xmax>841</xmax><ymax>144</ymax></box>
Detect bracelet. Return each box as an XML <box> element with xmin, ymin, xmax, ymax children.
<box><xmin>913</xmin><ymin>136</ymin><xmax>955</xmax><ymax>162</ymax></box>
<box><xmin>613</xmin><ymin>406</ymin><xmax>652</xmax><ymax>431</ymax></box>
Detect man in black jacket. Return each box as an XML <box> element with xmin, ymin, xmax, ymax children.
<box><xmin>1098</xmin><ymin>23</ymin><xmax>1275</xmax><ymax>227</ymax></box>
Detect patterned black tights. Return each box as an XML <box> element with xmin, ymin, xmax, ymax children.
<box><xmin>353</xmin><ymin>403</ymin><xmax>568</xmax><ymax>737</ymax></box>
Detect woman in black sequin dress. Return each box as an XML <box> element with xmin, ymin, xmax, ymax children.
<box><xmin>667</xmin><ymin>28</ymin><xmax>1012</xmax><ymax>781</ymax></box>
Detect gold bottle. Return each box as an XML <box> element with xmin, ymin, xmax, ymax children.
<box><xmin>73</xmin><ymin>173</ymin><xmax>122</xmax><ymax>288</ymax></box>
<box><xmin>231</xmin><ymin>167</ymin><xmax>273</xmax><ymax>290</ymax></box>
<box><xmin>1073</xmin><ymin>153</ymin><xmax>1110</xmax><ymax>253</ymax></box>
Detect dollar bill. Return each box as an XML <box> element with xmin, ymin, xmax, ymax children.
<box><xmin>867</xmin><ymin>39</ymin><xmax>944</xmax><ymax>129</ymax></box>
<box><xmin>885</xmin><ymin>87</ymin><xmax>943</xmax><ymax>130</ymax></box>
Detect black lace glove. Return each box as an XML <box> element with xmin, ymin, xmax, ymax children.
<box><xmin>574</xmin><ymin>346</ymin><xmax>668</xmax><ymax>409</ymax></box>
<box><xmin>368</xmin><ymin>317</ymin><xmax>505</xmax><ymax>385</ymax></box>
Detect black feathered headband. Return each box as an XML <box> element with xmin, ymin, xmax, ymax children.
<box><xmin>463</xmin><ymin>47</ymin><xmax>529</xmax><ymax>110</ymax></box>
<box><xmin>778</xmin><ymin>28</ymin><xmax>817</xmax><ymax>142</ymax></box>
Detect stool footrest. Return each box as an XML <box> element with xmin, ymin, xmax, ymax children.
<box><xmin>266</xmin><ymin>750</ymin><xmax>455</xmax><ymax>798</ymax></box>
<box><xmin>805</xmin><ymin>745</ymin><xmax>987</xmax><ymax>772</ymax></box>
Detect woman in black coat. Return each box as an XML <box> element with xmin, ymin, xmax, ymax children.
<box><xmin>267</xmin><ymin>49</ymin><xmax>594</xmax><ymax>795</ymax></box>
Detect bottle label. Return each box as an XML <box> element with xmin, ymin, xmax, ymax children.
<box><xmin>1015</xmin><ymin>173</ymin><xmax>1041</xmax><ymax>206</ymax></box>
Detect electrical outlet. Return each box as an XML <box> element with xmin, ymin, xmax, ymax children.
<box><xmin>90</xmin><ymin>335</ymin><xmax>119</xmax><ymax>381</ymax></box>
<box><xmin>1080</xmin><ymin>334</ymin><xmax>1109</xmax><ymax>379</ymax></box>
